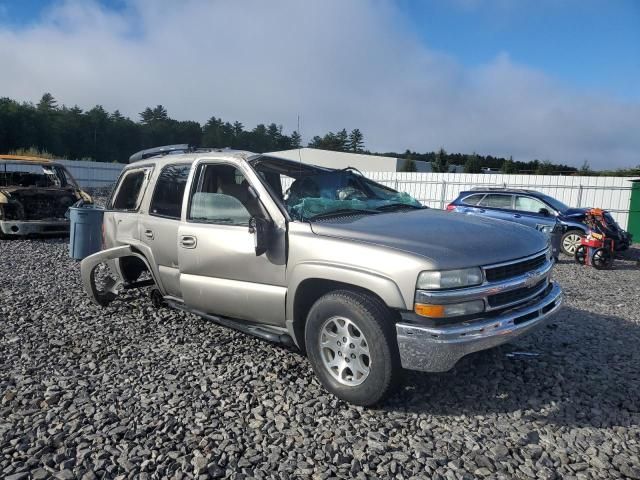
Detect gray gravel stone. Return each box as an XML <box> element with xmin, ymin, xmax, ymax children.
<box><xmin>0</xmin><ymin>234</ymin><xmax>638</xmax><ymax>479</ymax></box>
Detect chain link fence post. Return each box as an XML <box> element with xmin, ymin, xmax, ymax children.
<box><xmin>440</xmin><ymin>180</ymin><xmax>448</xmax><ymax>209</ymax></box>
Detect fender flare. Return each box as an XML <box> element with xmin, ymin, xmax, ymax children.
<box><xmin>286</xmin><ymin>261</ymin><xmax>407</xmax><ymax>321</ymax></box>
<box><xmin>80</xmin><ymin>245</ymin><xmax>160</xmax><ymax>306</ymax></box>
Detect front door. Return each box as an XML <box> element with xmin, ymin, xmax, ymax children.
<box><xmin>177</xmin><ymin>160</ymin><xmax>287</xmax><ymax>326</ymax></box>
<box><xmin>513</xmin><ymin>195</ymin><xmax>557</xmax><ymax>230</ymax></box>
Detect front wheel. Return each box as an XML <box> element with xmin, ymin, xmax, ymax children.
<box><xmin>561</xmin><ymin>230</ymin><xmax>585</xmax><ymax>256</ymax></box>
<box><xmin>304</xmin><ymin>290</ymin><xmax>400</xmax><ymax>406</ymax></box>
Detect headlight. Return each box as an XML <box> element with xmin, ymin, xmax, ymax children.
<box><xmin>414</xmin><ymin>299</ymin><xmax>485</xmax><ymax>318</ymax></box>
<box><xmin>417</xmin><ymin>267</ymin><xmax>483</xmax><ymax>290</ymax></box>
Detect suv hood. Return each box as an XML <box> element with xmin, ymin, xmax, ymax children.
<box><xmin>561</xmin><ymin>207</ymin><xmax>588</xmax><ymax>219</ymax></box>
<box><xmin>310</xmin><ymin>209</ymin><xmax>548</xmax><ymax>269</ymax></box>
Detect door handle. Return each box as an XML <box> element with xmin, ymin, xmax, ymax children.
<box><xmin>144</xmin><ymin>229</ymin><xmax>154</xmax><ymax>239</ymax></box>
<box><xmin>180</xmin><ymin>235</ymin><xmax>197</xmax><ymax>249</ymax></box>
<box><xmin>513</xmin><ymin>214</ymin><xmax>521</xmax><ymax>218</ymax></box>
<box><xmin>478</xmin><ymin>209</ymin><xmax>485</xmax><ymax>213</ymax></box>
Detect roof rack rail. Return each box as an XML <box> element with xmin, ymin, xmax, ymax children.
<box><xmin>129</xmin><ymin>144</ymin><xmax>191</xmax><ymax>163</ymax></box>
<box><xmin>470</xmin><ymin>186</ymin><xmax>536</xmax><ymax>193</ymax></box>
<box><xmin>129</xmin><ymin>145</ymin><xmax>255</xmax><ymax>163</ymax></box>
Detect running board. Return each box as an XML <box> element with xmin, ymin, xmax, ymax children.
<box><xmin>123</xmin><ymin>279</ymin><xmax>156</xmax><ymax>290</ymax></box>
<box><xmin>165</xmin><ymin>299</ymin><xmax>294</xmax><ymax>347</ymax></box>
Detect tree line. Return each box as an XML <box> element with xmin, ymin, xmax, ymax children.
<box><xmin>0</xmin><ymin>94</ymin><xmax>366</xmax><ymax>163</ymax></box>
<box><xmin>393</xmin><ymin>149</ymin><xmax>583</xmax><ymax>175</ymax></box>
<box><xmin>1</xmin><ymin>94</ymin><xmax>637</xmax><ymax>175</ymax></box>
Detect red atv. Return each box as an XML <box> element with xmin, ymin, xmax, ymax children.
<box><xmin>574</xmin><ymin>208</ymin><xmax>615</xmax><ymax>269</ymax></box>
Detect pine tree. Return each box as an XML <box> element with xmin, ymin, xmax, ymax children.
<box><xmin>348</xmin><ymin>129</ymin><xmax>365</xmax><ymax>152</ymax></box>
<box><xmin>463</xmin><ymin>153</ymin><xmax>482</xmax><ymax>173</ymax></box>
<box><xmin>37</xmin><ymin>93</ymin><xmax>58</xmax><ymax>111</ymax></box>
<box><xmin>501</xmin><ymin>155</ymin><xmax>516</xmax><ymax>174</ymax></box>
<box><xmin>336</xmin><ymin>129</ymin><xmax>349</xmax><ymax>151</ymax></box>
<box><xmin>432</xmin><ymin>148</ymin><xmax>449</xmax><ymax>173</ymax></box>
<box><xmin>579</xmin><ymin>160</ymin><xmax>593</xmax><ymax>176</ymax></box>
<box><xmin>290</xmin><ymin>130</ymin><xmax>302</xmax><ymax>149</ymax></box>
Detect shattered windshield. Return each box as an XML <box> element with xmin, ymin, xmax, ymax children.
<box><xmin>0</xmin><ymin>162</ymin><xmax>76</xmax><ymax>188</ymax></box>
<box><xmin>284</xmin><ymin>169</ymin><xmax>423</xmax><ymax>220</ymax></box>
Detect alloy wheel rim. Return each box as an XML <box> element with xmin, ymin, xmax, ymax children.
<box><xmin>563</xmin><ymin>234</ymin><xmax>582</xmax><ymax>254</ymax></box>
<box><xmin>319</xmin><ymin>316</ymin><xmax>371</xmax><ymax>386</ymax></box>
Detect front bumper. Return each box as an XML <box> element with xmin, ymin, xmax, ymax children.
<box><xmin>396</xmin><ymin>282</ymin><xmax>563</xmax><ymax>372</ymax></box>
<box><xmin>0</xmin><ymin>219</ymin><xmax>70</xmax><ymax>236</ymax></box>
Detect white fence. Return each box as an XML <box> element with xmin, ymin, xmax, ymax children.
<box><xmin>364</xmin><ymin>172</ymin><xmax>634</xmax><ymax>229</ymax></box>
<box><xmin>52</xmin><ymin>160</ymin><xmax>634</xmax><ymax>229</ymax></box>
<box><xmin>57</xmin><ymin>159</ymin><xmax>124</xmax><ymax>189</ymax></box>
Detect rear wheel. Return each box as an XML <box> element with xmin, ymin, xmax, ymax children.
<box><xmin>574</xmin><ymin>245</ymin><xmax>587</xmax><ymax>265</ymax></box>
<box><xmin>561</xmin><ymin>230</ymin><xmax>584</xmax><ymax>256</ymax></box>
<box><xmin>304</xmin><ymin>290</ymin><xmax>400</xmax><ymax>406</ymax></box>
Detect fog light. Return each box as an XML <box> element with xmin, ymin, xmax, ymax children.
<box><xmin>414</xmin><ymin>299</ymin><xmax>485</xmax><ymax>318</ymax></box>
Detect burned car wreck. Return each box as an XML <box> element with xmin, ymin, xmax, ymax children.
<box><xmin>0</xmin><ymin>155</ymin><xmax>92</xmax><ymax>237</ymax></box>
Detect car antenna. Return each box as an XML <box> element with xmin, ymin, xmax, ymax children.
<box><xmin>297</xmin><ymin>114</ymin><xmax>302</xmax><ymax>174</ymax></box>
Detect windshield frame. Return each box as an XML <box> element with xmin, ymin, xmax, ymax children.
<box><xmin>536</xmin><ymin>193</ymin><xmax>569</xmax><ymax>213</ymax></box>
<box><xmin>248</xmin><ymin>155</ymin><xmax>423</xmax><ymax>222</ymax></box>
<box><xmin>0</xmin><ymin>161</ymin><xmax>78</xmax><ymax>189</ymax></box>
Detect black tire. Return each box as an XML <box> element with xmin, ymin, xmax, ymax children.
<box><xmin>561</xmin><ymin>230</ymin><xmax>585</xmax><ymax>256</ymax></box>
<box><xmin>304</xmin><ymin>290</ymin><xmax>400</xmax><ymax>406</ymax></box>
<box><xmin>574</xmin><ymin>245</ymin><xmax>587</xmax><ymax>265</ymax></box>
<box><xmin>591</xmin><ymin>248</ymin><xmax>613</xmax><ymax>270</ymax></box>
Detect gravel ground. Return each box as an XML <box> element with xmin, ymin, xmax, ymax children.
<box><xmin>1</xmin><ymin>237</ymin><xmax>639</xmax><ymax>480</ymax></box>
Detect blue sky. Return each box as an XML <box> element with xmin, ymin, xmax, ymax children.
<box><xmin>3</xmin><ymin>0</ymin><xmax>638</xmax><ymax>100</ymax></box>
<box><xmin>0</xmin><ymin>0</ymin><xmax>638</xmax><ymax>167</ymax></box>
<box><xmin>403</xmin><ymin>0</ymin><xmax>640</xmax><ymax>101</ymax></box>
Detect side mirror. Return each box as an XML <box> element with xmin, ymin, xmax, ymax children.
<box><xmin>538</xmin><ymin>208</ymin><xmax>551</xmax><ymax>217</ymax></box>
<box><xmin>249</xmin><ymin>217</ymin><xmax>273</xmax><ymax>256</ymax></box>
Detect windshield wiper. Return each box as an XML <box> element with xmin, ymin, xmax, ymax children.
<box><xmin>308</xmin><ymin>208</ymin><xmax>380</xmax><ymax>221</ymax></box>
<box><xmin>374</xmin><ymin>203</ymin><xmax>425</xmax><ymax>212</ymax></box>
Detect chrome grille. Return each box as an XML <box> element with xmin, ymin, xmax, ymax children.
<box><xmin>488</xmin><ymin>280</ymin><xmax>548</xmax><ymax>308</ymax></box>
<box><xmin>484</xmin><ymin>253</ymin><xmax>546</xmax><ymax>283</ymax></box>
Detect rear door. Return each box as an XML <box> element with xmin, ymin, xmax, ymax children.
<box><xmin>455</xmin><ymin>193</ymin><xmax>487</xmax><ymax>214</ymax></box>
<box><xmin>476</xmin><ymin>193</ymin><xmax>515</xmax><ymax>222</ymax></box>
<box><xmin>139</xmin><ymin>163</ymin><xmax>191</xmax><ymax>298</ymax></box>
<box><xmin>177</xmin><ymin>158</ymin><xmax>287</xmax><ymax>326</ymax></box>
<box><xmin>105</xmin><ymin>166</ymin><xmax>153</xmax><ymax>247</ymax></box>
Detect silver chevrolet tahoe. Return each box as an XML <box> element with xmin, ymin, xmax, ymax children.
<box><xmin>81</xmin><ymin>148</ymin><xmax>563</xmax><ymax>406</ymax></box>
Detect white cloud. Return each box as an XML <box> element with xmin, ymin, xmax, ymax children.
<box><xmin>0</xmin><ymin>0</ymin><xmax>638</xmax><ymax>168</ymax></box>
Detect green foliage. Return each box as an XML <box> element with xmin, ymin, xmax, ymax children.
<box><xmin>463</xmin><ymin>153</ymin><xmax>482</xmax><ymax>173</ymax></box>
<box><xmin>579</xmin><ymin>160</ymin><xmax>593</xmax><ymax>176</ymax></box>
<box><xmin>348</xmin><ymin>129</ymin><xmax>364</xmax><ymax>152</ymax></box>
<box><xmin>432</xmin><ymin>148</ymin><xmax>449</xmax><ymax>173</ymax></box>
<box><xmin>308</xmin><ymin>128</ymin><xmax>366</xmax><ymax>153</ymax></box>
<box><xmin>8</xmin><ymin>147</ymin><xmax>57</xmax><ymax>159</ymax></box>
<box><xmin>399</xmin><ymin>150</ymin><xmax>417</xmax><ymax>172</ymax></box>
<box><xmin>501</xmin><ymin>156</ymin><xmax>516</xmax><ymax>174</ymax></box>
<box><xmin>535</xmin><ymin>160</ymin><xmax>555</xmax><ymax>175</ymax></box>
<box><xmin>0</xmin><ymin>94</ymin><xmax>317</xmax><ymax>162</ymax></box>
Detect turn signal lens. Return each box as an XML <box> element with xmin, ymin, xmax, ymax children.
<box><xmin>414</xmin><ymin>300</ymin><xmax>485</xmax><ymax>318</ymax></box>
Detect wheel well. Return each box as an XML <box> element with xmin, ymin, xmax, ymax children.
<box><xmin>292</xmin><ymin>278</ymin><xmax>398</xmax><ymax>352</ymax></box>
<box><xmin>119</xmin><ymin>255</ymin><xmax>151</xmax><ymax>283</ymax></box>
